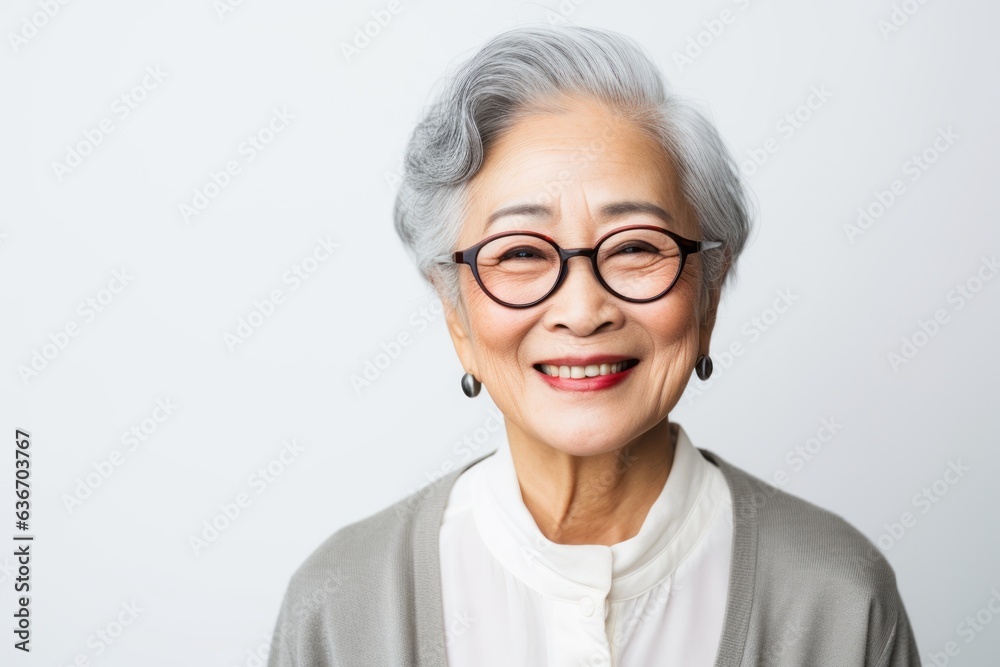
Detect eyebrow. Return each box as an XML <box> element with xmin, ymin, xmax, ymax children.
<box><xmin>485</xmin><ymin>201</ymin><xmax>675</xmax><ymax>230</ymax></box>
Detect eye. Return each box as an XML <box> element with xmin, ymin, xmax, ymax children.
<box><xmin>612</xmin><ymin>241</ymin><xmax>658</xmax><ymax>255</ymax></box>
<box><xmin>500</xmin><ymin>246</ymin><xmax>544</xmax><ymax>261</ymax></box>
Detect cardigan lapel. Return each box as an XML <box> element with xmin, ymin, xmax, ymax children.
<box><xmin>412</xmin><ymin>449</ymin><xmax>497</xmax><ymax>666</ymax></box>
<box><xmin>699</xmin><ymin>448</ymin><xmax>758</xmax><ymax>667</ymax></box>
<box><xmin>408</xmin><ymin>446</ymin><xmax>757</xmax><ymax>667</ymax></box>
<box><xmin>412</xmin><ymin>491</ymin><xmax>446</xmax><ymax>665</ymax></box>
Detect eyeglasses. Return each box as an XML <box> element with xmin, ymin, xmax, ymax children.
<box><xmin>433</xmin><ymin>224</ymin><xmax>722</xmax><ymax>308</ymax></box>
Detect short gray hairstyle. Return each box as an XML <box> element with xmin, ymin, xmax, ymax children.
<box><xmin>392</xmin><ymin>24</ymin><xmax>755</xmax><ymax>320</ymax></box>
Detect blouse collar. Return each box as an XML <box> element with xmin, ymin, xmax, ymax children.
<box><xmin>471</xmin><ymin>422</ymin><xmax>723</xmax><ymax>603</ymax></box>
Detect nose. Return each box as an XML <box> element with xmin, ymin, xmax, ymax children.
<box><xmin>541</xmin><ymin>254</ymin><xmax>623</xmax><ymax>335</ymax></box>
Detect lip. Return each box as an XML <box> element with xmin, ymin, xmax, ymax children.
<box><xmin>531</xmin><ymin>355</ymin><xmax>640</xmax><ymax>392</ymax></box>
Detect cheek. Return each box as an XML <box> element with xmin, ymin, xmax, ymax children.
<box><xmin>641</xmin><ymin>278</ymin><xmax>703</xmax><ymax>349</ymax></box>
<box><xmin>462</xmin><ymin>274</ymin><xmax>506</xmax><ymax>331</ymax></box>
<box><xmin>462</xmin><ymin>276</ymin><xmax>532</xmax><ymax>364</ymax></box>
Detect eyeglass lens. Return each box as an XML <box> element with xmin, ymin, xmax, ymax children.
<box><xmin>474</xmin><ymin>228</ymin><xmax>682</xmax><ymax>305</ymax></box>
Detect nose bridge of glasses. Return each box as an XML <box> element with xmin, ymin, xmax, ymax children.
<box><xmin>561</xmin><ymin>246</ymin><xmax>598</xmax><ymax>260</ymax></box>
<box><xmin>556</xmin><ymin>247</ymin><xmax>604</xmax><ymax>290</ymax></box>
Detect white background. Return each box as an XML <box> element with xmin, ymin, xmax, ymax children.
<box><xmin>1</xmin><ymin>0</ymin><xmax>998</xmax><ymax>665</ymax></box>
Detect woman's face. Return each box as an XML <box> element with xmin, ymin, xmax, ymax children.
<box><xmin>444</xmin><ymin>94</ymin><xmax>720</xmax><ymax>457</ymax></box>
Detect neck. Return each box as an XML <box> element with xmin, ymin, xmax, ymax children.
<box><xmin>505</xmin><ymin>417</ymin><xmax>676</xmax><ymax>546</ymax></box>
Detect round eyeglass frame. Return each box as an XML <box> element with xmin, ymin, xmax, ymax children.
<box><xmin>433</xmin><ymin>224</ymin><xmax>723</xmax><ymax>309</ymax></box>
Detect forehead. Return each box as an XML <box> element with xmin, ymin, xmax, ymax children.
<box><xmin>463</xmin><ymin>96</ymin><xmax>697</xmax><ymax>240</ymax></box>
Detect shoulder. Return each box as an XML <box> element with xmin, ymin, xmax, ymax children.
<box><xmin>266</xmin><ymin>452</ymin><xmax>493</xmax><ymax>665</ymax></box>
<box><xmin>266</xmin><ymin>492</ymin><xmax>418</xmax><ymax>664</ymax></box>
<box><xmin>282</xmin><ymin>474</ymin><xmax>445</xmax><ymax>606</ymax></box>
<box><xmin>284</xmin><ymin>448</ymin><xmax>497</xmax><ymax>595</ymax></box>
<box><xmin>702</xmin><ymin>448</ymin><xmax>893</xmax><ymax>588</ymax></box>
<box><xmin>700</xmin><ymin>449</ymin><xmax>920</xmax><ymax>666</ymax></box>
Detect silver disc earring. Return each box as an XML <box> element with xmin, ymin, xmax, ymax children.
<box><xmin>695</xmin><ymin>355</ymin><xmax>713</xmax><ymax>381</ymax></box>
<box><xmin>461</xmin><ymin>372</ymin><xmax>481</xmax><ymax>398</ymax></box>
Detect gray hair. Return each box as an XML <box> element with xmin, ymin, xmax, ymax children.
<box><xmin>392</xmin><ymin>24</ymin><xmax>755</xmax><ymax>320</ymax></box>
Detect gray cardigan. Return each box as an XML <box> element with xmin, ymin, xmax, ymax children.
<box><xmin>266</xmin><ymin>447</ymin><xmax>921</xmax><ymax>666</ymax></box>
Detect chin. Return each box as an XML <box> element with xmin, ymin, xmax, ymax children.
<box><xmin>530</xmin><ymin>422</ymin><xmax>637</xmax><ymax>457</ymax></box>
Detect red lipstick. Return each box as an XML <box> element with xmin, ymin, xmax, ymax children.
<box><xmin>532</xmin><ymin>356</ymin><xmax>639</xmax><ymax>392</ymax></box>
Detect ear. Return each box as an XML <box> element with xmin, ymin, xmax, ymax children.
<box><xmin>443</xmin><ymin>294</ymin><xmax>479</xmax><ymax>379</ymax></box>
<box><xmin>698</xmin><ymin>285</ymin><xmax>722</xmax><ymax>355</ymax></box>
<box><xmin>698</xmin><ymin>255</ymin><xmax>731</xmax><ymax>355</ymax></box>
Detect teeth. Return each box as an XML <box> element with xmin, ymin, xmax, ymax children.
<box><xmin>538</xmin><ymin>361</ymin><xmax>635</xmax><ymax>378</ymax></box>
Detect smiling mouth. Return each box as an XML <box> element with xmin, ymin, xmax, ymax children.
<box><xmin>532</xmin><ymin>359</ymin><xmax>640</xmax><ymax>378</ymax></box>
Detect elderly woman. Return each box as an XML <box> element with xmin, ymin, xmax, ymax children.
<box><xmin>268</xmin><ymin>25</ymin><xmax>920</xmax><ymax>666</ymax></box>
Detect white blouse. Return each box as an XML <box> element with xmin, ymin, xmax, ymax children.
<box><xmin>438</xmin><ymin>423</ymin><xmax>734</xmax><ymax>667</ymax></box>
